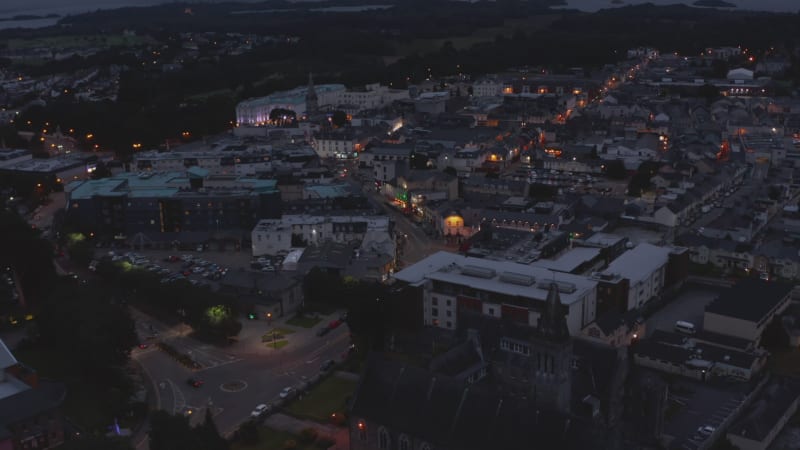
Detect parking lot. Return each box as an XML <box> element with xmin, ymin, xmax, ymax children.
<box><xmin>96</xmin><ymin>247</ymin><xmax>259</xmax><ymax>289</ymax></box>
<box><xmin>665</xmin><ymin>379</ymin><xmax>749</xmax><ymax>450</ymax></box>
<box><xmin>645</xmin><ymin>286</ymin><xmax>722</xmax><ymax>337</ymax></box>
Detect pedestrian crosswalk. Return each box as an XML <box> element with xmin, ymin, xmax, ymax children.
<box><xmin>164</xmin><ymin>337</ymin><xmax>241</xmax><ymax>371</ymax></box>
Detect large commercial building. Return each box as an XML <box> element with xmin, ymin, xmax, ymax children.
<box><xmin>135</xmin><ymin>144</ymin><xmax>273</xmax><ymax>176</ymax></box>
<box><xmin>595</xmin><ymin>243</ymin><xmax>677</xmax><ymax>311</ymax></box>
<box><xmin>235</xmin><ymin>84</ymin><xmax>347</xmax><ymax>125</ymax></box>
<box><xmin>251</xmin><ymin>214</ymin><xmax>391</xmax><ymax>256</ymax></box>
<box><xmin>235</xmin><ymin>82</ymin><xmax>408</xmax><ymax>126</ymax></box>
<box><xmin>393</xmin><ymin>251</ymin><xmax>598</xmax><ymax>334</ymax></box>
<box><xmin>703</xmin><ymin>279</ymin><xmax>794</xmax><ymax>344</ymax></box>
<box><xmin>65</xmin><ymin>170</ymin><xmax>280</xmax><ymax>240</ymax></box>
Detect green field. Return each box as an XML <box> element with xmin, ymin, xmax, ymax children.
<box><xmin>285</xmin><ymin>376</ymin><xmax>358</xmax><ymax>422</ymax></box>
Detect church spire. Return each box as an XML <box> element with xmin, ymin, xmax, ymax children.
<box><xmin>305</xmin><ymin>72</ymin><xmax>318</xmax><ymax>117</ymax></box>
<box><xmin>537</xmin><ymin>282</ymin><xmax>570</xmax><ymax>340</ymax></box>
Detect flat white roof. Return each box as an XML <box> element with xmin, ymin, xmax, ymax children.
<box><xmin>532</xmin><ymin>247</ymin><xmax>601</xmax><ymax>273</ymax></box>
<box><xmin>394</xmin><ymin>251</ymin><xmax>596</xmax><ymax>306</ymax></box>
<box><xmin>603</xmin><ymin>243</ymin><xmax>672</xmax><ymax>283</ymax></box>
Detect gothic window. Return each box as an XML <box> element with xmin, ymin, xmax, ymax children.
<box><xmin>357</xmin><ymin>421</ymin><xmax>367</xmax><ymax>441</ymax></box>
<box><xmin>420</xmin><ymin>444</ymin><xmax>432</xmax><ymax>450</ymax></box>
<box><xmin>378</xmin><ymin>427</ymin><xmax>390</xmax><ymax>450</ymax></box>
<box><xmin>399</xmin><ymin>434</ymin><xmax>410</xmax><ymax>450</ymax></box>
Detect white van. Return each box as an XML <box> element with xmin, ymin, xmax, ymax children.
<box><xmin>675</xmin><ymin>321</ymin><xmax>696</xmax><ymax>335</ymax></box>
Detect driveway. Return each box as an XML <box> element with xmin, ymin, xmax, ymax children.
<box><xmin>645</xmin><ymin>286</ymin><xmax>722</xmax><ymax>337</ymax></box>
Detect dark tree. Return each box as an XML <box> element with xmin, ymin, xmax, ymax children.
<box><xmin>761</xmin><ymin>316</ymin><xmax>790</xmax><ymax>351</ymax></box>
<box><xmin>198</xmin><ymin>408</ymin><xmax>229</xmax><ymax>450</ymax></box>
<box><xmin>603</xmin><ymin>160</ymin><xmax>627</xmax><ymax>180</ymax></box>
<box><xmin>35</xmin><ymin>281</ymin><xmax>138</xmax><ymax>376</ymax></box>
<box><xmin>91</xmin><ymin>161</ymin><xmax>113</xmax><ymax>180</ymax></box>
<box><xmin>331</xmin><ymin>110</ymin><xmax>349</xmax><ymax>128</ymax></box>
<box><xmin>0</xmin><ymin>210</ymin><xmax>57</xmax><ymax>308</ymax></box>
<box><xmin>443</xmin><ymin>166</ymin><xmax>457</xmax><ymax>177</ymax></box>
<box><xmin>59</xmin><ymin>436</ymin><xmax>132</xmax><ymax>450</ymax></box>
<box><xmin>237</xmin><ymin>420</ymin><xmax>259</xmax><ymax>445</ymax></box>
<box><xmin>149</xmin><ymin>411</ymin><xmax>194</xmax><ymax>450</ymax></box>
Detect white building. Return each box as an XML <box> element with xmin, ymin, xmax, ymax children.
<box><xmin>311</xmin><ymin>132</ymin><xmax>358</xmax><ymax>159</ymax></box>
<box><xmin>251</xmin><ymin>214</ymin><xmax>391</xmax><ymax>256</ymax></box>
<box><xmin>134</xmin><ymin>145</ymin><xmax>273</xmax><ymax>176</ymax></box>
<box><xmin>472</xmin><ymin>78</ymin><xmax>503</xmax><ymax>97</ymax></box>
<box><xmin>600</xmin><ymin>243</ymin><xmax>673</xmax><ymax>310</ymax></box>
<box><xmin>236</xmin><ymin>84</ymin><xmax>347</xmax><ymax>125</ymax></box>
<box><xmin>236</xmin><ymin>82</ymin><xmax>407</xmax><ymax>126</ymax></box>
<box><xmin>393</xmin><ymin>251</ymin><xmax>598</xmax><ymax>334</ymax></box>
<box><xmin>335</xmin><ymin>83</ymin><xmax>409</xmax><ymax>113</ymax></box>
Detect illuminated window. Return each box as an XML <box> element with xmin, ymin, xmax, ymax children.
<box><xmin>357</xmin><ymin>421</ymin><xmax>366</xmax><ymax>441</ymax></box>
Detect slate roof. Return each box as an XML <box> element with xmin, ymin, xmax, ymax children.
<box><xmin>350</xmin><ymin>354</ymin><xmax>590</xmax><ymax>450</ymax></box>
<box><xmin>728</xmin><ymin>376</ymin><xmax>800</xmax><ymax>442</ymax></box>
<box><xmin>705</xmin><ymin>279</ymin><xmax>793</xmax><ymax>322</ymax></box>
<box><xmin>0</xmin><ymin>381</ymin><xmax>66</xmax><ymax>429</ymax></box>
<box><xmin>0</xmin><ymin>339</ymin><xmax>16</xmax><ymax>370</ymax></box>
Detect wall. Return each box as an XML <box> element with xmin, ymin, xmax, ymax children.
<box><xmin>703</xmin><ymin>313</ymin><xmax>759</xmax><ymax>342</ymax></box>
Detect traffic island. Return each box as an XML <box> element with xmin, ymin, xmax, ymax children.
<box><xmin>220</xmin><ymin>380</ymin><xmax>248</xmax><ymax>393</ymax></box>
<box><xmin>262</xmin><ymin>328</ymin><xmax>294</xmax><ymax>349</ymax></box>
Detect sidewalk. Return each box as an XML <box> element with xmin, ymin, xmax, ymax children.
<box><xmin>264</xmin><ymin>413</ymin><xmax>349</xmax><ymax>450</ymax></box>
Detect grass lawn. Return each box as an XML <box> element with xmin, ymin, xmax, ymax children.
<box><xmin>261</xmin><ymin>328</ymin><xmax>295</xmax><ymax>342</ymax></box>
<box><xmin>286</xmin><ymin>315</ymin><xmax>322</xmax><ymax>328</ymax></box>
<box><xmin>232</xmin><ymin>426</ymin><xmax>316</xmax><ymax>450</ymax></box>
<box><xmin>264</xmin><ymin>339</ymin><xmax>289</xmax><ymax>349</ymax></box>
<box><xmin>285</xmin><ymin>376</ymin><xmax>358</xmax><ymax>422</ymax></box>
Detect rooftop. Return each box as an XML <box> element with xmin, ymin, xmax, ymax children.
<box><xmin>728</xmin><ymin>376</ymin><xmax>800</xmax><ymax>443</ymax></box>
<box><xmin>603</xmin><ymin>243</ymin><xmax>673</xmax><ymax>283</ymax></box>
<box><xmin>394</xmin><ymin>251</ymin><xmax>597</xmax><ymax>306</ymax></box>
<box><xmin>533</xmin><ymin>247</ymin><xmax>602</xmax><ymax>274</ymax></box>
<box><xmin>705</xmin><ymin>279</ymin><xmax>794</xmax><ymax>322</ymax></box>
<box><xmin>237</xmin><ymin>84</ymin><xmax>346</xmax><ymax>108</ymax></box>
<box><xmin>350</xmin><ymin>354</ymin><xmax>588</xmax><ymax>450</ymax></box>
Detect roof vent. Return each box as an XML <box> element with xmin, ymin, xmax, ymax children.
<box><xmin>460</xmin><ymin>265</ymin><xmax>496</xmax><ymax>279</ymax></box>
<box><xmin>499</xmin><ymin>272</ymin><xmax>535</xmax><ymax>286</ymax></box>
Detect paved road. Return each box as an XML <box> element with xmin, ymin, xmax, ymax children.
<box><xmin>131</xmin><ymin>308</ymin><xmax>352</xmax><ymax>446</ymax></box>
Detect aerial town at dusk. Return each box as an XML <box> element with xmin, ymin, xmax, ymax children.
<box><xmin>2</xmin><ymin>1</ymin><xmax>800</xmax><ymax>450</ymax></box>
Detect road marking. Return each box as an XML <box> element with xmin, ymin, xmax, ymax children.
<box><xmin>306</xmin><ymin>357</ymin><xmax>319</xmax><ymax>364</ymax></box>
<box><xmin>133</xmin><ymin>354</ymin><xmax>162</xmax><ymax>411</ymax></box>
<box><xmin>167</xmin><ymin>379</ymin><xmax>186</xmax><ymax>415</ymax></box>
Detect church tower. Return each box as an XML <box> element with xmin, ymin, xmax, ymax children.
<box><xmin>305</xmin><ymin>72</ymin><xmax>318</xmax><ymax>117</ymax></box>
<box><xmin>528</xmin><ymin>282</ymin><xmax>573</xmax><ymax>414</ymax></box>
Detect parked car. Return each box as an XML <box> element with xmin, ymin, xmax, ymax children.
<box><xmin>320</xmin><ymin>359</ymin><xmax>335</xmax><ymax>372</ymax></box>
<box><xmin>316</xmin><ymin>327</ymin><xmax>331</xmax><ymax>337</ymax></box>
<box><xmin>186</xmin><ymin>378</ymin><xmax>204</xmax><ymax>388</ymax></box>
<box><xmin>697</xmin><ymin>425</ymin><xmax>715</xmax><ymax>437</ymax></box>
<box><xmin>279</xmin><ymin>387</ymin><xmax>295</xmax><ymax>399</ymax></box>
<box><xmin>250</xmin><ymin>404</ymin><xmax>270</xmax><ymax>418</ymax></box>
<box><xmin>329</xmin><ymin>319</ymin><xmax>342</xmax><ymax>329</ymax></box>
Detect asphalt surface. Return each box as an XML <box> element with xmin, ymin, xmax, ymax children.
<box><xmin>131</xmin><ymin>309</ymin><xmax>352</xmax><ymax>448</ymax></box>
